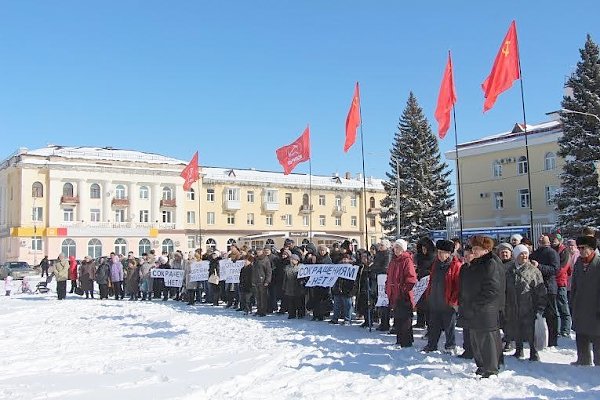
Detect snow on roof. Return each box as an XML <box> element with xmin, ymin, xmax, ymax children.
<box><xmin>457</xmin><ymin>120</ymin><xmax>561</xmax><ymax>149</ymax></box>
<box><xmin>202</xmin><ymin>167</ymin><xmax>384</xmax><ymax>190</ymax></box>
<box><xmin>23</xmin><ymin>145</ymin><xmax>186</xmax><ymax>165</ymax></box>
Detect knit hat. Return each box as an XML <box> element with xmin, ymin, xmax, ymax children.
<box><xmin>282</xmin><ymin>249</ymin><xmax>292</xmax><ymax>258</ymax></box>
<box><xmin>435</xmin><ymin>240</ymin><xmax>455</xmax><ymax>253</ymax></box>
<box><xmin>497</xmin><ymin>242</ymin><xmax>513</xmax><ymax>252</ymax></box>
<box><xmin>549</xmin><ymin>233</ymin><xmax>563</xmax><ymax>242</ymax></box>
<box><xmin>394</xmin><ymin>239</ymin><xmax>408</xmax><ymax>252</ymax></box>
<box><xmin>290</xmin><ymin>254</ymin><xmax>300</xmax><ymax>262</ymax></box>
<box><xmin>512</xmin><ymin>244</ymin><xmax>529</xmax><ymax>261</ymax></box>
<box><xmin>159</xmin><ymin>256</ymin><xmax>168</xmax><ymax>264</ymax></box>
<box><xmin>576</xmin><ymin>235</ymin><xmax>598</xmax><ymax>250</ymax></box>
<box><xmin>510</xmin><ymin>234</ymin><xmax>523</xmax><ymax>243</ymax></box>
<box><xmin>566</xmin><ymin>239</ymin><xmax>576</xmax><ymax>246</ymax></box>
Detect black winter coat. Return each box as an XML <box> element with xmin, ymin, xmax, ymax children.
<box><xmin>239</xmin><ymin>265</ymin><xmax>253</xmax><ymax>293</ymax></box>
<box><xmin>372</xmin><ymin>249</ymin><xmax>391</xmax><ymax>275</ymax></box>
<box><xmin>530</xmin><ymin>246</ymin><xmax>560</xmax><ymax>295</ymax></box>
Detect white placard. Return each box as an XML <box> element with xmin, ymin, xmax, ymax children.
<box><xmin>189</xmin><ymin>261</ymin><xmax>209</xmax><ymax>282</ymax></box>
<box><xmin>219</xmin><ymin>259</ymin><xmax>245</xmax><ymax>283</ymax></box>
<box><xmin>413</xmin><ymin>275</ymin><xmax>430</xmax><ymax>304</ymax></box>
<box><xmin>150</xmin><ymin>269</ymin><xmax>185</xmax><ymax>287</ymax></box>
<box><xmin>375</xmin><ymin>274</ymin><xmax>389</xmax><ymax>307</ymax></box>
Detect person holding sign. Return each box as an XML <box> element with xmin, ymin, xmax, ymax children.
<box><xmin>283</xmin><ymin>254</ymin><xmax>304</xmax><ymax>319</ymax></box>
<box><xmin>421</xmin><ymin>240</ymin><xmax>462</xmax><ymax>353</ymax></box>
<box><xmin>386</xmin><ymin>239</ymin><xmax>417</xmax><ymax>347</ymax></box>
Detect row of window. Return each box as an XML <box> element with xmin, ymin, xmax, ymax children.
<box><xmin>32</xmin><ymin>182</ymin><xmax>188</xmax><ymax>201</ymax></box>
<box><xmin>208</xmin><ymin>189</ymin><xmax>377</xmax><ymax>208</ymax></box>
<box><xmin>492</xmin><ymin>153</ymin><xmax>557</xmax><ymax>178</ymax></box>
<box><xmin>491</xmin><ymin>186</ymin><xmax>557</xmax><ymax>210</ymax></box>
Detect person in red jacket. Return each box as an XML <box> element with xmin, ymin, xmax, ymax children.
<box><xmin>422</xmin><ymin>239</ymin><xmax>462</xmax><ymax>353</ymax></box>
<box><xmin>550</xmin><ymin>233</ymin><xmax>572</xmax><ymax>337</ymax></box>
<box><xmin>68</xmin><ymin>255</ymin><xmax>78</xmax><ymax>294</ymax></box>
<box><xmin>385</xmin><ymin>239</ymin><xmax>417</xmax><ymax>347</ymax></box>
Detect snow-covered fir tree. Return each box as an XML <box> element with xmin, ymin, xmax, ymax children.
<box><xmin>380</xmin><ymin>92</ymin><xmax>454</xmax><ymax>241</ymax></box>
<box><xmin>556</xmin><ymin>35</ymin><xmax>600</xmax><ymax>235</ymax></box>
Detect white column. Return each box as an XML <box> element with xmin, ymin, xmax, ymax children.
<box><xmin>151</xmin><ymin>183</ymin><xmax>161</xmax><ymax>224</ymax></box>
<box><xmin>78</xmin><ymin>179</ymin><xmax>87</xmax><ymax>223</ymax></box>
<box><xmin>128</xmin><ymin>182</ymin><xmax>137</xmax><ymax>223</ymax></box>
<box><xmin>102</xmin><ymin>181</ymin><xmax>112</xmax><ymax>222</ymax></box>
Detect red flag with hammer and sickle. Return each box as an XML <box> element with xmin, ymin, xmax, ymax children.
<box><xmin>276</xmin><ymin>126</ymin><xmax>311</xmax><ymax>175</ymax></box>
<box><xmin>181</xmin><ymin>151</ymin><xmax>199</xmax><ymax>190</ymax></box>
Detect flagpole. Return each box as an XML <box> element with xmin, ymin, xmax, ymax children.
<box><xmin>452</xmin><ymin>106</ymin><xmax>464</xmax><ymax>243</ymax></box>
<box><xmin>196</xmin><ymin>166</ymin><xmax>203</xmax><ymax>253</ymax></box>
<box><xmin>309</xmin><ymin>159</ymin><xmax>313</xmax><ymax>241</ymax></box>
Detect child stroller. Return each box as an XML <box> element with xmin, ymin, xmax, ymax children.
<box><xmin>35</xmin><ymin>274</ymin><xmax>53</xmax><ymax>294</ymax></box>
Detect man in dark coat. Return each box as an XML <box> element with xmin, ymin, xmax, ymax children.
<box><xmin>372</xmin><ymin>239</ymin><xmax>392</xmax><ymax>331</ymax></box>
<box><xmin>530</xmin><ymin>234</ymin><xmax>560</xmax><ymax>347</ymax></box>
<box><xmin>253</xmin><ymin>247</ymin><xmax>272</xmax><ymax>317</ymax></box>
<box><xmin>414</xmin><ymin>237</ymin><xmax>435</xmax><ymax>329</ymax></box>
<box><xmin>459</xmin><ymin>236</ymin><xmax>503</xmax><ymax>378</ymax></box>
<box><xmin>570</xmin><ymin>236</ymin><xmax>600</xmax><ymax>366</ymax></box>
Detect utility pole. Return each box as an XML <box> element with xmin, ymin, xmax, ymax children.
<box><xmin>396</xmin><ymin>158</ymin><xmax>401</xmax><ymax>239</ymax></box>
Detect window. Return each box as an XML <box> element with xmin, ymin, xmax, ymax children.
<box><xmin>266</xmin><ymin>214</ymin><xmax>273</xmax><ymax>226</ymax></box>
<box><xmin>186</xmin><ymin>189</ymin><xmax>195</xmax><ymax>201</ymax></box>
<box><xmin>162</xmin><ymin>238</ymin><xmax>174</xmax><ymax>254</ymax></box>
<box><xmin>162</xmin><ymin>210</ymin><xmax>172</xmax><ymax>223</ymax></box>
<box><xmin>227</xmin><ymin>188</ymin><xmax>240</xmax><ymax>201</ymax></box>
<box><xmin>227</xmin><ymin>213</ymin><xmax>235</xmax><ymax>225</ymax></box>
<box><xmin>88</xmin><ymin>238</ymin><xmax>102</xmax><ymax>258</ymax></box>
<box><xmin>335</xmin><ymin>216</ymin><xmax>341</xmax><ymax>226</ymax></box>
<box><xmin>544</xmin><ymin>152</ymin><xmax>557</xmax><ymax>170</ymax></box>
<box><xmin>206</xmin><ymin>188</ymin><xmax>215</xmax><ymax>202</ymax></box>
<box><xmin>90</xmin><ymin>209</ymin><xmax>101</xmax><ymax>222</ymax></box>
<box><xmin>162</xmin><ymin>186</ymin><xmax>173</xmax><ymax>200</ymax></box>
<box><xmin>32</xmin><ymin>207</ymin><xmax>43</xmax><ymax>222</ymax></box>
<box><xmin>266</xmin><ymin>239</ymin><xmax>275</xmax><ymax>247</ymax></box>
<box><xmin>283</xmin><ymin>214</ymin><xmax>292</xmax><ymax>226</ymax></box>
<box><xmin>318</xmin><ymin>195</ymin><xmax>326</xmax><ymax>206</ymax></box>
<box><xmin>115</xmin><ymin>184</ymin><xmax>126</xmax><ymax>199</ymax></box>
<box><xmin>251</xmin><ymin>240</ymin><xmax>264</xmax><ymax>250</ymax></box>
<box><xmin>247</xmin><ymin>213</ymin><xmax>254</xmax><ymax>225</ymax></box>
<box><xmin>138</xmin><ymin>238</ymin><xmax>151</xmax><ymax>255</ymax></box>
<box><xmin>335</xmin><ymin>195</ymin><xmax>342</xmax><ymax>207</ymax></box>
<box><xmin>369</xmin><ymin>216</ymin><xmax>376</xmax><ymax>228</ymax></box>
<box><xmin>139</xmin><ymin>186</ymin><xmax>149</xmax><ymax>199</ymax></box>
<box><xmin>517</xmin><ymin>156</ymin><xmax>528</xmax><ymax>175</ymax></box>
<box><xmin>115</xmin><ymin>209</ymin><xmax>125</xmax><ymax>222</ymax></box>
<box><xmin>266</xmin><ymin>190</ymin><xmax>277</xmax><ymax>203</ymax></box>
<box><xmin>206</xmin><ymin>238</ymin><xmax>217</xmax><ymax>250</ymax></box>
<box><xmin>369</xmin><ymin>197</ymin><xmax>376</xmax><ymax>209</ymax></box>
<box><xmin>227</xmin><ymin>238</ymin><xmax>237</xmax><ymax>251</ymax></box>
<box><xmin>114</xmin><ymin>238</ymin><xmax>127</xmax><ymax>255</ymax></box>
<box><xmin>302</xmin><ymin>215</ymin><xmax>309</xmax><ymax>226</ymax></box>
<box><xmin>63</xmin><ymin>208</ymin><xmax>74</xmax><ymax>222</ymax></box>
<box><xmin>61</xmin><ymin>238</ymin><xmax>76</xmax><ymax>257</ymax></box>
<box><xmin>351</xmin><ymin>216</ymin><xmax>357</xmax><ymax>227</ymax></box>
<box><xmin>493</xmin><ymin>161</ymin><xmax>502</xmax><ymax>178</ymax></box>
<box><xmin>545</xmin><ymin>186</ymin><xmax>558</xmax><ymax>205</ymax></box>
<box><xmin>247</xmin><ymin>191</ymin><xmax>255</xmax><ymax>203</ymax></box>
<box><xmin>494</xmin><ymin>192</ymin><xmax>504</xmax><ymax>210</ymax></box>
<box><xmin>63</xmin><ymin>183</ymin><xmax>74</xmax><ymax>197</ymax></box>
<box><xmin>187</xmin><ymin>236</ymin><xmax>196</xmax><ymax>249</ymax></box>
<box><xmin>285</xmin><ymin>193</ymin><xmax>292</xmax><ymax>205</ymax></box>
<box><xmin>32</xmin><ymin>236</ymin><xmax>42</xmax><ymax>251</ymax></box>
<box><xmin>302</xmin><ymin>194</ymin><xmax>309</xmax><ymax>206</ymax></box>
<box><xmin>139</xmin><ymin>210</ymin><xmax>149</xmax><ymax>223</ymax></box>
<box><xmin>32</xmin><ymin>182</ymin><xmax>43</xmax><ymax>198</ymax></box>
<box><xmin>319</xmin><ymin>215</ymin><xmax>326</xmax><ymax>226</ymax></box>
<box><xmin>350</xmin><ymin>195</ymin><xmax>357</xmax><ymax>207</ymax></box>
<box><xmin>90</xmin><ymin>183</ymin><xmax>101</xmax><ymax>199</ymax></box>
<box><xmin>518</xmin><ymin>188</ymin><xmax>530</xmax><ymax>208</ymax></box>
<box><xmin>187</xmin><ymin>211</ymin><xmax>196</xmax><ymax>224</ymax></box>
<box><xmin>207</xmin><ymin>212</ymin><xmax>215</xmax><ymax>225</ymax></box>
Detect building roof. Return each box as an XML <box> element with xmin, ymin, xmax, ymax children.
<box><xmin>22</xmin><ymin>145</ymin><xmax>186</xmax><ymax>165</ymax></box>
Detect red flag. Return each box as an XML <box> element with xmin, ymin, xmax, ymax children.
<box><xmin>276</xmin><ymin>126</ymin><xmax>311</xmax><ymax>175</ymax></box>
<box><xmin>344</xmin><ymin>82</ymin><xmax>361</xmax><ymax>152</ymax></box>
<box><xmin>481</xmin><ymin>20</ymin><xmax>520</xmax><ymax>112</ymax></box>
<box><xmin>181</xmin><ymin>151</ymin><xmax>199</xmax><ymax>191</ymax></box>
<box><xmin>435</xmin><ymin>51</ymin><xmax>457</xmax><ymax>139</ymax></box>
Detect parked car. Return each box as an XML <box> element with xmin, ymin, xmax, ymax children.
<box><xmin>0</xmin><ymin>261</ymin><xmax>37</xmax><ymax>280</ymax></box>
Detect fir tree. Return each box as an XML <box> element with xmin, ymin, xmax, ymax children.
<box><xmin>556</xmin><ymin>35</ymin><xmax>600</xmax><ymax>235</ymax></box>
<box><xmin>380</xmin><ymin>92</ymin><xmax>454</xmax><ymax>241</ymax></box>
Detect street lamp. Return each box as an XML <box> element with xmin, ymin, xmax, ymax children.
<box><xmin>560</xmin><ymin>108</ymin><xmax>600</xmax><ymax>122</ymax></box>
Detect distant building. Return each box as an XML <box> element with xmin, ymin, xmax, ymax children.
<box><xmin>445</xmin><ymin>114</ymin><xmax>563</xmax><ymax>240</ymax></box>
<box><xmin>0</xmin><ymin>145</ymin><xmax>385</xmax><ymax>264</ymax></box>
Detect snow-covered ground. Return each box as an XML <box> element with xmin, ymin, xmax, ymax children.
<box><xmin>1</xmin><ymin>279</ymin><xmax>598</xmax><ymax>400</ymax></box>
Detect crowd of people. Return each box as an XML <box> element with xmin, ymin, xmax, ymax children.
<box><xmin>28</xmin><ymin>227</ymin><xmax>600</xmax><ymax>377</ymax></box>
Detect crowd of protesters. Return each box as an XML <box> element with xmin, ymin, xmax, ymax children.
<box><xmin>31</xmin><ymin>226</ymin><xmax>600</xmax><ymax>377</ymax></box>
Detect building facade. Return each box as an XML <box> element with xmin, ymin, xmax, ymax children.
<box><xmin>0</xmin><ymin>146</ymin><xmax>385</xmax><ymax>264</ymax></box>
<box><xmin>445</xmin><ymin>116</ymin><xmax>563</xmax><ymax>238</ymax></box>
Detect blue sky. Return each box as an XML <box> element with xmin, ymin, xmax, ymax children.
<box><xmin>1</xmin><ymin>1</ymin><xmax>599</xmax><ymax>191</ymax></box>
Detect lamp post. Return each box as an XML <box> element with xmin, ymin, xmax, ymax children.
<box><xmin>32</xmin><ymin>197</ymin><xmax>38</xmax><ymax>267</ymax></box>
<box><xmin>560</xmin><ymin>108</ymin><xmax>600</xmax><ymax>122</ymax></box>
<box><xmin>395</xmin><ymin>158</ymin><xmax>402</xmax><ymax>239</ymax></box>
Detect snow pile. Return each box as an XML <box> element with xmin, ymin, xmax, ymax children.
<box><xmin>0</xmin><ymin>279</ymin><xmax>598</xmax><ymax>400</ymax></box>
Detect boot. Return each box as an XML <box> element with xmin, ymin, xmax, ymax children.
<box><xmin>529</xmin><ymin>345</ymin><xmax>540</xmax><ymax>362</ymax></box>
<box><xmin>513</xmin><ymin>344</ymin><xmax>524</xmax><ymax>359</ymax></box>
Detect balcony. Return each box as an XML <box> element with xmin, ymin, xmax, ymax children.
<box><xmin>224</xmin><ymin>199</ymin><xmax>241</xmax><ymax>211</ymax></box>
<box><xmin>160</xmin><ymin>199</ymin><xmax>177</xmax><ymax>208</ymax></box>
<box><xmin>262</xmin><ymin>199</ymin><xmax>279</xmax><ymax>212</ymax></box>
<box><xmin>111</xmin><ymin>197</ymin><xmax>129</xmax><ymax>207</ymax></box>
<box><xmin>367</xmin><ymin>207</ymin><xmax>382</xmax><ymax>215</ymax></box>
<box><xmin>60</xmin><ymin>195</ymin><xmax>79</xmax><ymax>204</ymax></box>
<box><xmin>299</xmin><ymin>204</ymin><xmax>313</xmax><ymax>214</ymax></box>
<box><xmin>332</xmin><ymin>205</ymin><xmax>347</xmax><ymax>216</ymax></box>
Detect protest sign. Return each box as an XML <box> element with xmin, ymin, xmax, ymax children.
<box><xmin>151</xmin><ymin>269</ymin><xmax>185</xmax><ymax>287</ymax></box>
<box><xmin>413</xmin><ymin>275</ymin><xmax>430</xmax><ymax>304</ymax></box>
<box><xmin>375</xmin><ymin>274</ymin><xmax>389</xmax><ymax>307</ymax></box>
<box><xmin>219</xmin><ymin>259</ymin><xmax>245</xmax><ymax>283</ymax></box>
<box><xmin>297</xmin><ymin>263</ymin><xmax>358</xmax><ymax>287</ymax></box>
<box><xmin>189</xmin><ymin>261</ymin><xmax>209</xmax><ymax>282</ymax></box>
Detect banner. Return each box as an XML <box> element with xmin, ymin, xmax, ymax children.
<box><xmin>297</xmin><ymin>263</ymin><xmax>359</xmax><ymax>288</ymax></box>
<box><xmin>219</xmin><ymin>259</ymin><xmax>245</xmax><ymax>283</ymax></box>
<box><xmin>189</xmin><ymin>261</ymin><xmax>209</xmax><ymax>282</ymax></box>
<box><xmin>151</xmin><ymin>269</ymin><xmax>185</xmax><ymax>287</ymax></box>
<box><xmin>375</xmin><ymin>274</ymin><xmax>388</xmax><ymax>307</ymax></box>
<box><xmin>413</xmin><ymin>275</ymin><xmax>430</xmax><ymax>304</ymax></box>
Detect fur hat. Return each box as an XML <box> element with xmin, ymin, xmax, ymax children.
<box><xmin>497</xmin><ymin>242</ymin><xmax>513</xmax><ymax>252</ymax></box>
<box><xmin>282</xmin><ymin>249</ymin><xmax>292</xmax><ymax>258</ymax></box>
<box><xmin>159</xmin><ymin>256</ymin><xmax>168</xmax><ymax>264</ymax></box>
<box><xmin>470</xmin><ymin>235</ymin><xmax>495</xmax><ymax>251</ymax></box>
<box><xmin>576</xmin><ymin>235</ymin><xmax>598</xmax><ymax>250</ymax></box>
<box><xmin>435</xmin><ymin>239</ymin><xmax>455</xmax><ymax>253</ymax></box>
<box><xmin>290</xmin><ymin>254</ymin><xmax>300</xmax><ymax>262</ymax></box>
<box><xmin>512</xmin><ymin>244</ymin><xmax>529</xmax><ymax>261</ymax></box>
<box><xmin>394</xmin><ymin>239</ymin><xmax>408</xmax><ymax>252</ymax></box>
<box><xmin>510</xmin><ymin>234</ymin><xmax>523</xmax><ymax>243</ymax></box>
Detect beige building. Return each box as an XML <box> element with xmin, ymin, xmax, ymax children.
<box><xmin>445</xmin><ymin>115</ymin><xmax>563</xmax><ymax>237</ymax></box>
<box><xmin>0</xmin><ymin>146</ymin><xmax>385</xmax><ymax>264</ymax></box>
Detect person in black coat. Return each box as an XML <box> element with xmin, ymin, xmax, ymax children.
<box><xmin>307</xmin><ymin>245</ymin><xmax>333</xmax><ymax>321</ymax></box>
<box><xmin>530</xmin><ymin>234</ymin><xmax>560</xmax><ymax>347</ymax></box>
<box><xmin>459</xmin><ymin>236</ymin><xmax>503</xmax><ymax>378</ymax></box>
<box><xmin>355</xmin><ymin>250</ymin><xmax>377</xmax><ymax>328</ymax></box>
<box><xmin>208</xmin><ymin>251</ymin><xmax>221</xmax><ymax>306</ymax></box>
<box><xmin>239</xmin><ymin>255</ymin><xmax>254</xmax><ymax>314</ymax></box>
<box><xmin>415</xmin><ymin>237</ymin><xmax>435</xmax><ymax>329</ymax></box>
<box><xmin>330</xmin><ymin>254</ymin><xmax>358</xmax><ymax>325</ymax></box>
<box><xmin>372</xmin><ymin>240</ymin><xmax>392</xmax><ymax>331</ymax></box>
